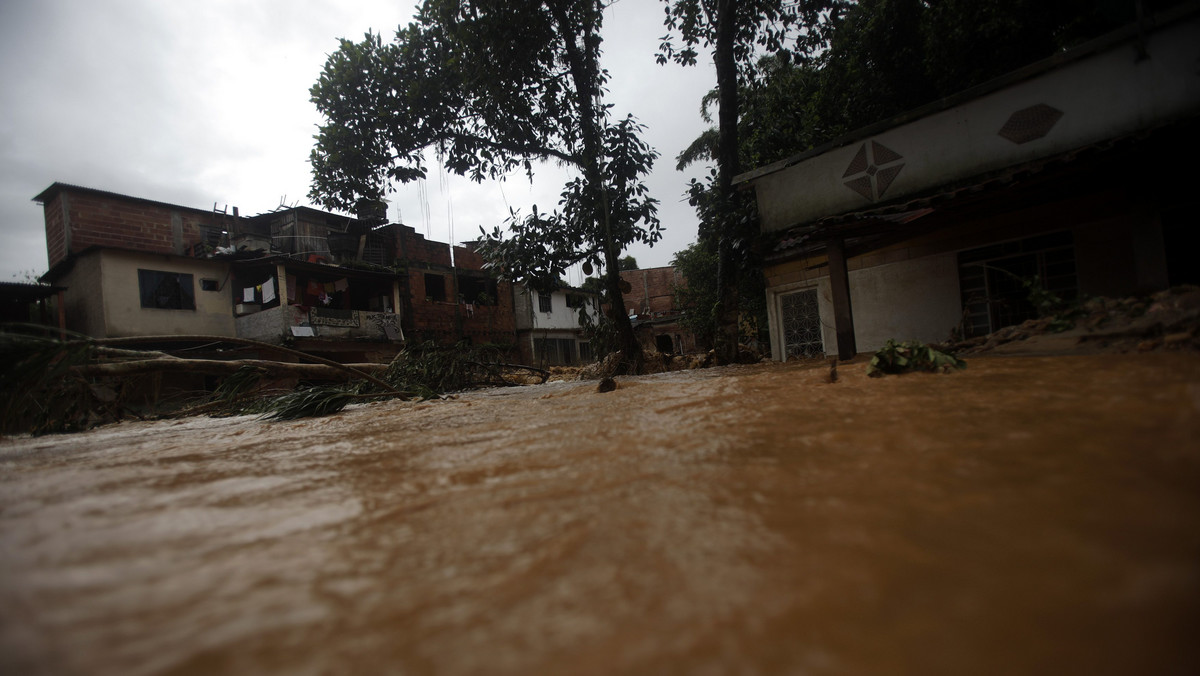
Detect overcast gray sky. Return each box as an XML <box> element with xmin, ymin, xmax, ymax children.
<box><xmin>0</xmin><ymin>0</ymin><xmax>715</xmax><ymax>285</ymax></box>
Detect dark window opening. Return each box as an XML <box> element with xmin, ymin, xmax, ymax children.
<box><xmin>200</xmin><ymin>278</ymin><xmax>219</xmax><ymax>292</ymax></box>
<box><xmin>538</xmin><ymin>293</ymin><xmax>553</xmax><ymax>313</ymax></box>
<box><xmin>138</xmin><ymin>269</ymin><xmax>195</xmax><ymax>310</ymax></box>
<box><xmin>349</xmin><ymin>281</ymin><xmax>395</xmax><ymax>312</ymax></box>
<box><xmin>459</xmin><ymin>276</ymin><xmax>498</xmax><ymax>305</ymax></box>
<box><xmin>958</xmin><ymin>231</ymin><xmax>1077</xmax><ymax>337</ymax></box>
<box><xmin>535</xmin><ymin>337</ymin><xmax>576</xmax><ymax>365</ymax></box>
<box><xmin>655</xmin><ymin>334</ymin><xmax>675</xmax><ymax>354</ymax></box>
<box><xmin>1162</xmin><ymin>208</ymin><xmax>1199</xmax><ymax>287</ymax></box>
<box><xmin>566</xmin><ymin>293</ymin><xmax>587</xmax><ymax>309</ymax></box>
<box><xmin>425</xmin><ymin>273</ymin><xmax>446</xmax><ymax>302</ymax></box>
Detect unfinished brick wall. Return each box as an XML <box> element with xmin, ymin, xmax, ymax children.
<box><xmin>40</xmin><ymin>186</ymin><xmax>219</xmax><ymax>268</ymax></box>
<box><xmin>620</xmin><ymin>267</ymin><xmax>680</xmax><ymax>316</ymax></box>
<box><xmin>393</xmin><ymin>226</ymin><xmax>516</xmax><ymax>350</ymax></box>
<box><xmin>394</xmin><ymin>225</ymin><xmax>453</xmax><ymax>268</ymax></box>
<box><xmin>43</xmin><ymin>194</ymin><xmax>66</xmax><ymax>267</ymax></box>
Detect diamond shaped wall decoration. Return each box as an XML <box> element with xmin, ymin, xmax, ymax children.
<box><xmin>998</xmin><ymin>104</ymin><xmax>1064</xmax><ymax>144</ymax></box>
<box><xmin>843</xmin><ymin>144</ymin><xmax>869</xmax><ymax>178</ymax></box>
<box><xmin>844</xmin><ymin>176</ymin><xmax>874</xmax><ymax>200</ymax></box>
<box><xmin>871</xmin><ymin>141</ymin><xmax>902</xmax><ymax>165</ymax></box>
<box><xmin>842</xmin><ymin>140</ymin><xmax>905</xmax><ymax>201</ymax></box>
<box><xmin>875</xmin><ymin>164</ymin><xmax>904</xmax><ymax>196</ymax></box>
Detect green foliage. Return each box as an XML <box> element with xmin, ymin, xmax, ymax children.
<box><xmin>986</xmin><ymin>266</ymin><xmax>1081</xmax><ymax>333</ymax></box>
<box><xmin>477</xmin><ymin>113</ymin><xmax>661</xmax><ymax>293</ymax></box>
<box><xmin>0</xmin><ymin>327</ymin><xmax>97</xmax><ymax>435</ymax></box>
<box><xmin>251</xmin><ymin>341</ymin><xmax>547</xmax><ymax>421</ymax></box>
<box><xmin>867</xmin><ymin>340</ymin><xmax>967</xmax><ymax>377</ymax></box>
<box><xmin>579</xmin><ymin>276</ymin><xmax>605</xmax><ymax>296</ymax></box>
<box><xmin>576</xmin><ymin>303</ymin><xmax>618</xmax><ymax>359</ymax></box>
<box><xmin>384</xmin><ymin>341</ymin><xmax>488</xmax><ymax>398</ymax></box>
<box><xmin>672</xmin><ymin>238</ymin><xmax>768</xmax><ymax>351</ymax></box>
<box><xmin>619</xmin><ymin>255</ymin><xmax>639</xmax><ymax>271</ymax></box>
<box><xmin>310</xmin><ymin>0</ymin><xmax>657</xmax><ymax>369</ymax></box>
<box><xmin>659</xmin><ymin>0</ymin><xmax>845</xmax><ymax>361</ymax></box>
<box><xmin>678</xmin><ymin>0</ymin><xmax>1177</xmax><ymax>172</ymax></box>
<box><xmin>657</xmin><ymin>0</ymin><xmax>842</xmax><ymax>75</ymax></box>
<box><xmin>264</xmin><ymin>388</ymin><xmax>362</xmax><ymax>421</ymax></box>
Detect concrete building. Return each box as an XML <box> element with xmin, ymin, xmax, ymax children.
<box><xmin>35</xmin><ymin>183</ymin><xmax>517</xmax><ymax>362</ymax></box>
<box><xmin>737</xmin><ymin>6</ymin><xmax>1200</xmax><ymax>361</ymax></box>
<box><xmin>512</xmin><ymin>283</ymin><xmax>600</xmax><ymax>366</ymax></box>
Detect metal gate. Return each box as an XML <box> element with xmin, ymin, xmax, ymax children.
<box><xmin>780</xmin><ymin>288</ymin><xmax>823</xmax><ymax>359</ymax></box>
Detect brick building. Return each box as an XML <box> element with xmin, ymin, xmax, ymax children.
<box><xmin>618</xmin><ymin>266</ymin><xmax>701</xmax><ymax>354</ymax></box>
<box><xmin>35</xmin><ymin>183</ymin><xmax>517</xmax><ymax>362</ymax></box>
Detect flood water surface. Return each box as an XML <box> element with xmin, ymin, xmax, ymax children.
<box><xmin>2</xmin><ymin>354</ymin><xmax>1199</xmax><ymax>674</ymax></box>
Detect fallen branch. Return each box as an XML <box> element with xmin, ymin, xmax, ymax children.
<box><xmin>73</xmin><ymin>356</ymin><xmax>399</xmax><ymax>386</ymax></box>
<box><xmin>83</xmin><ymin>335</ymin><xmax>402</xmax><ymax>395</ymax></box>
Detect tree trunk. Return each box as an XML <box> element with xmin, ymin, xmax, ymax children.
<box><xmin>550</xmin><ymin>0</ymin><xmax>643</xmax><ymax>374</ymax></box>
<box><xmin>712</xmin><ymin>0</ymin><xmax>743</xmax><ymax>363</ymax></box>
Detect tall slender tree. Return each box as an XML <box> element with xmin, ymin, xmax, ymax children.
<box><xmin>659</xmin><ymin>0</ymin><xmax>843</xmax><ymax>362</ymax></box>
<box><xmin>310</xmin><ymin>0</ymin><xmax>660</xmax><ymax>374</ymax></box>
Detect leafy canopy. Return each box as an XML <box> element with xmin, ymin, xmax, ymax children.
<box><xmin>309</xmin><ymin>0</ymin><xmax>661</xmax><ymax>296</ymax></box>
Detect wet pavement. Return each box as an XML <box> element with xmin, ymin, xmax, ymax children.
<box><xmin>2</xmin><ymin>353</ymin><xmax>1199</xmax><ymax>674</ymax></box>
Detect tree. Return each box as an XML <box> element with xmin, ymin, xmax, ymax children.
<box><xmin>667</xmin><ymin>0</ymin><xmax>1162</xmax><ymax>361</ymax></box>
<box><xmin>659</xmin><ymin>0</ymin><xmax>843</xmax><ymax>363</ymax></box>
<box><xmin>619</xmin><ymin>255</ymin><xmax>639</xmax><ymax>271</ymax></box>
<box><xmin>742</xmin><ymin>0</ymin><xmax>1173</xmax><ymax>159</ymax></box>
<box><xmin>309</xmin><ymin>0</ymin><xmax>660</xmax><ymax>374</ymax></box>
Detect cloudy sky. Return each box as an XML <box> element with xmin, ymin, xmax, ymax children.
<box><xmin>0</xmin><ymin>0</ymin><xmax>716</xmax><ymax>285</ymax></box>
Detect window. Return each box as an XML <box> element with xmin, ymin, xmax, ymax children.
<box><xmin>957</xmin><ymin>231</ymin><xmax>1077</xmax><ymax>337</ymax></box>
<box><xmin>538</xmin><ymin>293</ymin><xmax>553</xmax><ymax>313</ymax></box>
<box><xmin>534</xmin><ymin>337</ymin><xmax>577</xmax><ymax>365</ymax></box>
<box><xmin>138</xmin><ymin>269</ymin><xmax>195</xmax><ymax>310</ymax></box>
<box><xmin>566</xmin><ymin>293</ymin><xmax>586</xmax><ymax>309</ymax></box>
<box><xmin>459</xmin><ymin>276</ymin><xmax>498</xmax><ymax>305</ymax></box>
<box><xmin>425</xmin><ymin>273</ymin><xmax>446</xmax><ymax>302</ymax></box>
<box><xmin>780</xmin><ymin>288</ymin><xmax>822</xmax><ymax>359</ymax></box>
<box><xmin>200</xmin><ymin>278</ymin><xmax>219</xmax><ymax>292</ymax></box>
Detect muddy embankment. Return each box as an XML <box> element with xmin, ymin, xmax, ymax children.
<box><xmin>2</xmin><ymin>353</ymin><xmax>1199</xmax><ymax>674</ymax></box>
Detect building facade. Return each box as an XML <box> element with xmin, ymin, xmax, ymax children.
<box><xmin>512</xmin><ymin>283</ymin><xmax>599</xmax><ymax>366</ymax></box>
<box><xmin>619</xmin><ymin>266</ymin><xmax>701</xmax><ymax>355</ymax></box>
<box><xmin>35</xmin><ymin>184</ymin><xmax>518</xmax><ymax>362</ymax></box>
<box><xmin>738</xmin><ymin>7</ymin><xmax>1200</xmax><ymax>361</ymax></box>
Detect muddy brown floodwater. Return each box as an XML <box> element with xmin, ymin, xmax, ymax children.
<box><xmin>2</xmin><ymin>353</ymin><xmax>1199</xmax><ymax>675</ymax></box>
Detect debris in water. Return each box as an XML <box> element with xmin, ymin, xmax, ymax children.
<box><xmin>597</xmin><ymin>377</ymin><xmax>617</xmax><ymax>393</ymax></box>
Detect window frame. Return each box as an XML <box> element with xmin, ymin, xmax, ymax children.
<box><xmin>137</xmin><ymin>269</ymin><xmax>196</xmax><ymax>311</ymax></box>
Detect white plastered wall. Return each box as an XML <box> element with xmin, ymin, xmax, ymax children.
<box><xmin>768</xmin><ymin>253</ymin><xmax>962</xmax><ymax>360</ymax></box>
<box><xmin>100</xmin><ymin>250</ymin><xmax>235</xmax><ymax>337</ymax></box>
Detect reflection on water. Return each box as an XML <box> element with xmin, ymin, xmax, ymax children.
<box><xmin>2</xmin><ymin>354</ymin><xmax>1199</xmax><ymax>674</ymax></box>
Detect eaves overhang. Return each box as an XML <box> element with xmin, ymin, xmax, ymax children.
<box><xmin>762</xmin><ymin>119</ymin><xmax>1192</xmax><ymax>263</ymax></box>
<box><xmin>739</xmin><ymin>4</ymin><xmax>1200</xmax><ymax>238</ymax></box>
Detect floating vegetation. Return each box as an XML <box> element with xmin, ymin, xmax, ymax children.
<box><xmin>867</xmin><ymin>339</ymin><xmax>966</xmax><ymax>377</ymax></box>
